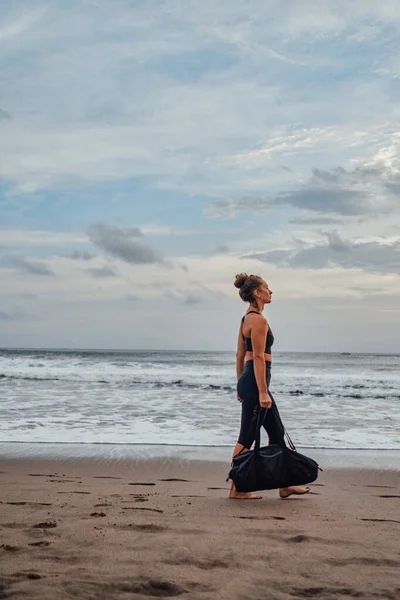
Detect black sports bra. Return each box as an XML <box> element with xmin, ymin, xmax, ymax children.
<box><xmin>241</xmin><ymin>310</ymin><xmax>274</xmax><ymax>354</ymax></box>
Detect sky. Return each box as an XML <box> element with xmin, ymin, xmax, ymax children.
<box><xmin>1</xmin><ymin>0</ymin><xmax>400</xmax><ymax>352</ymax></box>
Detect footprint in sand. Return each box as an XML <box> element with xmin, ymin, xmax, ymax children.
<box><xmin>287</xmin><ymin>535</ymin><xmax>310</xmax><ymax>543</ymax></box>
<box><xmin>57</xmin><ymin>491</ymin><xmax>91</xmax><ymax>495</ymax></box>
<box><xmin>124</xmin><ymin>524</ymin><xmax>168</xmax><ymax>533</ymax></box>
<box><xmin>28</xmin><ymin>473</ymin><xmax>58</xmax><ymax>477</ymax></box>
<box><xmin>12</xmin><ymin>572</ymin><xmax>42</xmax><ymax>580</ymax></box>
<box><xmin>121</xmin><ymin>498</ymin><xmax>149</xmax><ymax>503</ymax></box>
<box><xmin>32</xmin><ymin>521</ymin><xmax>57</xmax><ymax>529</ymax></box>
<box><xmin>6</xmin><ymin>501</ymin><xmax>52</xmax><ymax>506</ymax></box>
<box><xmin>159</xmin><ymin>478</ymin><xmax>189</xmax><ymax>482</ymax></box>
<box><xmin>127</xmin><ymin>483</ymin><xmax>156</xmax><ymax>487</ymax></box>
<box><xmin>232</xmin><ymin>515</ymin><xmax>286</xmax><ymax>521</ymax></box>
<box><xmin>364</xmin><ymin>484</ymin><xmax>395</xmax><ymax>488</ymax></box>
<box><xmin>293</xmin><ymin>586</ymin><xmax>360</xmax><ymax>598</ymax></box>
<box><xmin>170</xmin><ymin>495</ymin><xmax>206</xmax><ymax>498</ymax></box>
<box><xmin>48</xmin><ymin>479</ymin><xmax>78</xmax><ymax>483</ymax></box>
<box><xmin>28</xmin><ymin>541</ymin><xmax>51</xmax><ymax>547</ymax></box>
<box><xmin>163</xmin><ymin>556</ymin><xmax>231</xmax><ymax>570</ymax></box>
<box><xmin>1</xmin><ymin>545</ymin><xmax>20</xmax><ymax>553</ymax></box>
<box><xmin>121</xmin><ymin>507</ymin><xmax>163</xmax><ymax>513</ymax></box>
<box><xmin>378</xmin><ymin>495</ymin><xmax>400</xmax><ymax>498</ymax></box>
<box><xmin>328</xmin><ymin>557</ymin><xmax>399</xmax><ymax>567</ymax></box>
<box><xmin>63</xmin><ymin>577</ymin><xmax>209</xmax><ymax>598</ymax></box>
<box><xmin>360</xmin><ymin>518</ymin><xmax>400</xmax><ymax>524</ymax></box>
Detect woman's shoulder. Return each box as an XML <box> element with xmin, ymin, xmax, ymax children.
<box><xmin>247</xmin><ymin>312</ymin><xmax>268</xmax><ymax>328</ymax></box>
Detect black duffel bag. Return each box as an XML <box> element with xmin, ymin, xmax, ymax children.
<box><xmin>227</xmin><ymin>409</ymin><xmax>320</xmax><ymax>492</ymax></box>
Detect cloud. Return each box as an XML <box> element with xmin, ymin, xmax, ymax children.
<box><xmin>0</xmin><ymin>6</ymin><xmax>44</xmax><ymax>42</ymax></box>
<box><xmin>1</xmin><ymin>2</ymin><xmax>400</xmax><ymax>200</ymax></box>
<box><xmin>0</xmin><ymin>108</ymin><xmax>11</xmax><ymax>121</ymax></box>
<box><xmin>70</xmin><ymin>250</ymin><xmax>95</xmax><ymax>260</ymax></box>
<box><xmin>0</xmin><ymin>230</ymin><xmax>87</xmax><ymax>247</ymax></box>
<box><xmin>213</xmin><ymin>244</ymin><xmax>230</xmax><ymax>254</ymax></box>
<box><xmin>183</xmin><ymin>294</ymin><xmax>203</xmax><ymax>306</ymax></box>
<box><xmin>205</xmin><ymin>154</ymin><xmax>400</xmax><ymax>219</ymax></box>
<box><xmin>204</xmin><ymin>196</ymin><xmax>274</xmax><ymax>219</ymax></box>
<box><xmin>246</xmin><ymin>231</ymin><xmax>400</xmax><ymax>275</ymax></box>
<box><xmin>126</xmin><ymin>293</ymin><xmax>140</xmax><ymax>302</ymax></box>
<box><xmin>204</xmin><ymin>188</ymin><xmax>373</xmax><ymax>219</ymax></box>
<box><xmin>289</xmin><ymin>216</ymin><xmax>344</xmax><ymax>225</ymax></box>
<box><xmin>85</xmin><ymin>265</ymin><xmax>118</xmax><ymax>278</ymax></box>
<box><xmin>280</xmin><ymin>188</ymin><xmax>375</xmax><ymax>216</ymax></box>
<box><xmin>12</xmin><ymin>258</ymin><xmax>56</xmax><ymax>276</ymax></box>
<box><xmin>87</xmin><ymin>223</ymin><xmax>163</xmax><ymax>265</ymax></box>
<box><xmin>0</xmin><ymin>309</ymin><xmax>30</xmax><ymax>320</ymax></box>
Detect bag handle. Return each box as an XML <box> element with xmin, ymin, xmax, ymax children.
<box><xmin>254</xmin><ymin>407</ymin><xmax>297</xmax><ymax>452</ymax></box>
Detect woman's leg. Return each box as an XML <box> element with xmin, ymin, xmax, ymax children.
<box><xmin>229</xmin><ymin>442</ymin><xmax>262</xmax><ymax>499</ymax></box>
<box><xmin>263</xmin><ymin>391</ymin><xmax>310</xmax><ymax>498</ymax></box>
<box><xmin>229</xmin><ymin>372</ymin><xmax>261</xmax><ymax>499</ymax></box>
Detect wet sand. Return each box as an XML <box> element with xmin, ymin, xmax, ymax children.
<box><xmin>0</xmin><ymin>456</ymin><xmax>399</xmax><ymax>600</ymax></box>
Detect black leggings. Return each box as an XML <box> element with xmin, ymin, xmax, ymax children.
<box><xmin>237</xmin><ymin>361</ymin><xmax>285</xmax><ymax>448</ymax></box>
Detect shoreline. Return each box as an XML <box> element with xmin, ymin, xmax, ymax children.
<box><xmin>1</xmin><ymin>442</ymin><xmax>399</xmax><ymax>470</ymax></box>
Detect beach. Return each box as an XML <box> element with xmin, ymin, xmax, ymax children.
<box><xmin>1</xmin><ymin>455</ymin><xmax>399</xmax><ymax>600</ymax></box>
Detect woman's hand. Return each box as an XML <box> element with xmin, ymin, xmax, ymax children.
<box><xmin>237</xmin><ymin>394</ymin><xmax>243</xmax><ymax>403</ymax></box>
<box><xmin>259</xmin><ymin>392</ymin><xmax>272</xmax><ymax>409</ymax></box>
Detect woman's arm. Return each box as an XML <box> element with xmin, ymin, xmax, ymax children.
<box><xmin>236</xmin><ymin>324</ymin><xmax>246</xmax><ymax>381</ymax></box>
<box><xmin>251</xmin><ymin>317</ymin><xmax>272</xmax><ymax>408</ymax></box>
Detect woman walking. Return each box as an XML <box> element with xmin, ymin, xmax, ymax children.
<box><xmin>229</xmin><ymin>273</ymin><xmax>310</xmax><ymax>500</ymax></box>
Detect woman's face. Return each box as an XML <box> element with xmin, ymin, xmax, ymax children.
<box><xmin>255</xmin><ymin>280</ymin><xmax>272</xmax><ymax>303</ymax></box>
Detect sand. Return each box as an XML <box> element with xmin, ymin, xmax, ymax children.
<box><xmin>0</xmin><ymin>456</ymin><xmax>399</xmax><ymax>600</ymax></box>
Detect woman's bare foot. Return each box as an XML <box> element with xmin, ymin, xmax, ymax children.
<box><xmin>229</xmin><ymin>490</ymin><xmax>262</xmax><ymax>499</ymax></box>
<box><xmin>229</xmin><ymin>481</ymin><xmax>262</xmax><ymax>499</ymax></box>
<box><xmin>279</xmin><ymin>486</ymin><xmax>310</xmax><ymax>499</ymax></box>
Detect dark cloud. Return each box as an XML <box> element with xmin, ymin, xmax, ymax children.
<box><xmin>312</xmin><ymin>164</ymin><xmax>400</xmax><ymax>201</ymax></box>
<box><xmin>88</xmin><ymin>222</ymin><xmax>162</xmax><ymax>265</ymax></box>
<box><xmin>281</xmin><ymin>188</ymin><xmax>372</xmax><ymax>215</ymax></box>
<box><xmin>183</xmin><ymin>294</ymin><xmax>203</xmax><ymax>306</ymax></box>
<box><xmin>312</xmin><ymin>167</ymin><xmax>346</xmax><ymax>183</ymax></box>
<box><xmin>205</xmin><ymin>163</ymin><xmax>399</xmax><ymax>219</ymax></box>
<box><xmin>204</xmin><ymin>188</ymin><xmax>373</xmax><ymax>218</ymax></box>
<box><xmin>0</xmin><ymin>309</ymin><xmax>30</xmax><ymax>321</ymax></box>
<box><xmin>213</xmin><ymin>244</ymin><xmax>230</xmax><ymax>254</ymax></box>
<box><xmin>13</xmin><ymin>258</ymin><xmax>56</xmax><ymax>277</ymax></box>
<box><xmin>70</xmin><ymin>250</ymin><xmax>95</xmax><ymax>260</ymax></box>
<box><xmin>246</xmin><ymin>232</ymin><xmax>400</xmax><ymax>275</ymax></box>
<box><xmin>126</xmin><ymin>293</ymin><xmax>140</xmax><ymax>302</ymax></box>
<box><xmin>290</xmin><ymin>216</ymin><xmax>344</xmax><ymax>225</ymax></box>
<box><xmin>85</xmin><ymin>265</ymin><xmax>118</xmax><ymax>278</ymax></box>
<box><xmin>0</xmin><ymin>108</ymin><xmax>11</xmax><ymax>121</ymax></box>
<box><xmin>312</xmin><ymin>165</ymin><xmax>396</xmax><ymax>186</ymax></box>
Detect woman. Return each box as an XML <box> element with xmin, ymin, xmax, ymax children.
<box><xmin>229</xmin><ymin>273</ymin><xmax>310</xmax><ymax>500</ymax></box>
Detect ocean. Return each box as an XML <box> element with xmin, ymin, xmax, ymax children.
<box><xmin>1</xmin><ymin>349</ymin><xmax>399</xmax><ymax>456</ymax></box>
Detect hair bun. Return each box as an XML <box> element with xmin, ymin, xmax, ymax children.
<box><xmin>234</xmin><ymin>273</ymin><xmax>249</xmax><ymax>289</ymax></box>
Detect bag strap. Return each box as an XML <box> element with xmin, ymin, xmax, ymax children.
<box><xmin>284</xmin><ymin>428</ymin><xmax>296</xmax><ymax>450</ymax></box>
<box><xmin>256</xmin><ymin>407</ymin><xmax>297</xmax><ymax>452</ymax></box>
<box><xmin>254</xmin><ymin>408</ymin><xmax>267</xmax><ymax>453</ymax></box>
